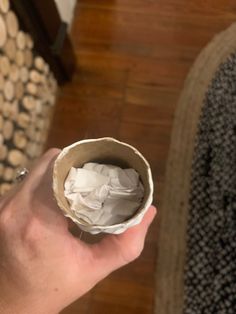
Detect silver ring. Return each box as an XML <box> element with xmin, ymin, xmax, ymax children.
<box><xmin>15</xmin><ymin>167</ymin><xmax>29</xmax><ymax>183</ymax></box>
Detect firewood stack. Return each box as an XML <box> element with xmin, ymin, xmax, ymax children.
<box><xmin>0</xmin><ymin>0</ymin><xmax>58</xmax><ymax>195</ymax></box>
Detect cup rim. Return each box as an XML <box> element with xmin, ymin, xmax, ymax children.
<box><xmin>53</xmin><ymin>137</ymin><xmax>154</xmax><ymax>230</ymax></box>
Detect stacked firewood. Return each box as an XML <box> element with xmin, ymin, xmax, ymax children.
<box><xmin>0</xmin><ymin>0</ymin><xmax>58</xmax><ymax>195</ymax></box>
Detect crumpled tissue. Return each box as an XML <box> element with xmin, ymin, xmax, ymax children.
<box><xmin>64</xmin><ymin>162</ymin><xmax>144</xmax><ymax>225</ymax></box>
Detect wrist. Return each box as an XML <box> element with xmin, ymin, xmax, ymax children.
<box><xmin>0</xmin><ymin>276</ymin><xmax>62</xmax><ymax>314</ymax></box>
<box><xmin>0</xmin><ymin>275</ymin><xmax>65</xmax><ymax>314</ymax></box>
<box><xmin>0</xmin><ymin>301</ymin><xmax>57</xmax><ymax>314</ymax></box>
<box><xmin>0</xmin><ymin>291</ymin><xmax>56</xmax><ymax>314</ymax></box>
<box><xmin>0</xmin><ymin>295</ymin><xmax>23</xmax><ymax>314</ymax></box>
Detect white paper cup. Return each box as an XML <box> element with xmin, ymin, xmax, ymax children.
<box><xmin>53</xmin><ymin>137</ymin><xmax>154</xmax><ymax>234</ymax></box>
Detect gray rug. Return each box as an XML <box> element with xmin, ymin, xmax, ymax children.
<box><xmin>155</xmin><ymin>23</ymin><xmax>236</xmax><ymax>314</ymax></box>
<box><xmin>184</xmin><ymin>54</ymin><xmax>236</xmax><ymax>314</ymax></box>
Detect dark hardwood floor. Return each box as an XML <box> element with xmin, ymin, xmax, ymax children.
<box><xmin>46</xmin><ymin>1</ymin><xmax>236</xmax><ymax>313</ymax></box>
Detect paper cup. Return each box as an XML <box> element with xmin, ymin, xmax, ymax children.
<box><xmin>53</xmin><ymin>137</ymin><xmax>154</xmax><ymax>234</ymax></box>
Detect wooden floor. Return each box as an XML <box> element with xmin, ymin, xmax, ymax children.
<box><xmin>46</xmin><ymin>1</ymin><xmax>236</xmax><ymax>313</ymax></box>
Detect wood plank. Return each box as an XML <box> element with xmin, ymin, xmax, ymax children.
<box><xmin>73</xmin><ymin>6</ymin><xmax>235</xmax><ymax>48</ymax></box>
<box><xmin>77</xmin><ymin>0</ymin><xmax>235</xmax><ymax>16</ymax></box>
<box><xmin>63</xmin><ymin>80</ymin><xmax>124</xmax><ymax>101</ymax></box>
<box><xmin>126</xmin><ymin>84</ymin><xmax>179</xmax><ymax>107</ymax></box>
<box><xmin>122</xmin><ymin>102</ymin><xmax>175</xmax><ymax>125</ymax></box>
<box><xmin>89</xmin><ymin>275</ymin><xmax>153</xmax><ymax>313</ymax></box>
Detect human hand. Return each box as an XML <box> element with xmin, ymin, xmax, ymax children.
<box><xmin>0</xmin><ymin>149</ymin><xmax>156</xmax><ymax>314</ymax></box>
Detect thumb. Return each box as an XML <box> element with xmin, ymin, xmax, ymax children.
<box><xmin>90</xmin><ymin>206</ymin><xmax>157</xmax><ymax>281</ymax></box>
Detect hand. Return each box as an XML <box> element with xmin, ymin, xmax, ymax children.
<box><xmin>0</xmin><ymin>149</ymin><xmax>156</xmax><ymax>314</ymax></box>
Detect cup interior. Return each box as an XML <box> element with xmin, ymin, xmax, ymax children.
<box><xmin>53</xmin><ymin>138</ymin><xmax>152</xmax><ymax>226</ymax></box>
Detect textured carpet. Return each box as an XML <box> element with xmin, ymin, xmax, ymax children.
<box><xmin>155</xmin><ymin>23</ymin><xmax>236</xmax><ymax>314</ymax></box>
<box><xmin>184</xmin><ymin>54</ymin><xmax>236</xmax><ymax>314</ymax></box>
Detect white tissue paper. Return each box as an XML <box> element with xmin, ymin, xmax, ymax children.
<box><xmin>64</xmin><ymin>162</ymin><xmax>144</xmax><ymax>226</ymax></box>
